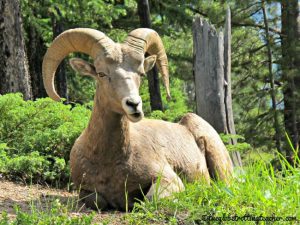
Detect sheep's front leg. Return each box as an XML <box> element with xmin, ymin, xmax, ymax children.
<box><xmin>146</xmin><ymin>168</ymin><xmax>185</xmax><ymax>200</ymax></box>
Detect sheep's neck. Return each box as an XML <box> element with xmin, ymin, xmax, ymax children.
<box><xmin>85</xmin><ymin>92</ymin><xmax>130</xmax><ymax>158</ymax></box>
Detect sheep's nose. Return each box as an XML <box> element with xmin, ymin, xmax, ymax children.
<box><xmin>122</xmin><ymin>96</ymin><xmax>142</xmax><ymax>115</ymax></box>
<box><xmin>126</xmin><ymin>99</ymin><xmax>140</xmax><ymax>110</ymax></box>
<box><xmin>122</xmin><ymin>96</ymin><xmax>143</xmax><ymax>122</ymax></box>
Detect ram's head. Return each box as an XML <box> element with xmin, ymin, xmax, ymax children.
<box><xmin>42</xmin><ymin>28</ymin><xmax>170</xmax><ymax>122</ymax></box>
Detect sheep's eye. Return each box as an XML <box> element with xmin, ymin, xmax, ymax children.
<box><xmin>139</xmin><ymin>73</ymin><xmax>146</xmax><ymax>77</ymax></box>
<box><xmin>97</xmin><ymin>72</ymin><xmax>107</xmax><ymax>78</ymax></box>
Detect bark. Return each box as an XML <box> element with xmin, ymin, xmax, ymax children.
<box><xmin>224</xmin><ymin>8</ymin><xmax>242</xmax><ymax>167</ymax></box>
<box><xmin>146</xmin><ymin>65</ymin><xmax>163</xmax><ymax>110</ymax></box>
<box><xmin>137</xmin><ymin>0</ymin><xmax>163</xmax><ymax>111</ymax></box>
<box><xmin>231</xmin><ymin>21</ymin><xmax>281</xmax><ymax>35</ymax></box>
<box><xmin>193</xmin><ymin>17</ymin><xmax>226</xmax><ymax>132</ymax></box>
<box><xmin>51</xmin><ymin>6</ymin><xmax>68</xmax><ymax>100</ymax></box>
<box><xmin>193</xmin><ymin>9</ymin><xmax>242</xmax><ymax>167</ymax></box>
<box><xmin>0</xmin><ymin>0</ymin><xmax>32</xmax><ymax>100</ymax></box>
<box><xmin>137</xmin><ymin>0</ymin><xmax>151</xmax><ymax>28</ymax></box>
<box><xmin>262</xmin><ymin>1</ymin><xmax>282</xmax><ymax>153</ymax></box>
<box><xmin>281</xmin><ymin>0</ymin><xmax>300</xmax><ymax>156</ymax></box>
<box><xmin>26</xmin><ymin>24</ymin><xmax>47</xmax><ymax>99</ymax></box>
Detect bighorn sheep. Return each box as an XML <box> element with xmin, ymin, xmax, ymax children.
<box><xmin>42</xmin><ymin>28</ymin><xmax>233</xmax><ymax>210</ymax></box>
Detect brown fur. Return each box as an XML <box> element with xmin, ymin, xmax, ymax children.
<box><xmin>42</xmin><ymin>29</ymin><xmax>233</xmax><ymax>210</ymax></box>
<box><xmin>70</xmin><ymin>79</ymin><xmax>233</xmax><ymax>210</ymax></box>
<box><xmin>66</xmin><ymin>44</ymin><xmax>233</xmax><ymax>211</ymax></box>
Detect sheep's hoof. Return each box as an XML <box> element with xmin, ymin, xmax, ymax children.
<box><xmin>79</xmin><ymin>190</ymin><xmax>108</xmax><ymax>210</ymax></box>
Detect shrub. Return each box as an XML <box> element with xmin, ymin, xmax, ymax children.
<box><xmin>0</xmin><ymin>93</ymin><xmax>90</xmax><ymax>184</ymax></box>
<box><xmin>220</xmin><ymin>133</ymin><xmax>252</xmax><ymax>153</ymax></box>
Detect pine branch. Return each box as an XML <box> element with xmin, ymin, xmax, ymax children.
<box><xmin>186</xmin><ymin>5</ymin><xmax>208</xmax><ymax>17</ymax></box>
<box><xmin>233</xmin><ymin>1</ymin><xmax>262</xmax><ymax>16</ymax></box>
<box><xmin>232</xmin><ymin>21</ymin><xmax>281</xmax><ymax>35</ymax></box>
<box><xmin>249</xmin><ymin>43</ymin><xmax>268</xmax><ymax>54</ymax></box>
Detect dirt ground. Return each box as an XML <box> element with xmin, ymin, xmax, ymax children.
<box><xmin>0</xmin><ymin>178</ymin><xmax>125</xmax><ymax>224</ymax></box>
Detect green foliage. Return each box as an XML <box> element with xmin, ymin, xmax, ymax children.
<box><xmin>0</xmin><ymin>93</ymin><xmax>90</xmax><ymax>183</ymax></box>
<box><xmin>21</xmin><ymin>0</ymin><xmax>134</xmax><ymax>43</ymax></box>
<box><xmin>140</xmin><ymin>78</ymin><xmax>192</xmax><ymax>122</ymax></box>
<box><xmin>162</xmin><ymin>33</ymin><xmax>193</xmax><ymax>81</ymax></box>
<box><xmin>66</xmin><ymin>65</ymin><xmax>96</xmax><ymax>103</ymax></box>
<box><xmin>231</xmin><ymin>26</ymin><xmax>283</xmax><ymax>152</ymax></box>
<box><xmin>220</xmin><ymin>133</ymin><xmax>252</xmax><ymax>153</ymax></box>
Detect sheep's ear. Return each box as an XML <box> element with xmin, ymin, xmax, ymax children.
<box><xmin>144</xmin><ymin>55</ymin><xmax>157</xmax><ymax>73</ymax></box>
<box><xmin>69</xmin><ymin>58</ymin><xmax>97</xmax><ymax>78</ymax></box>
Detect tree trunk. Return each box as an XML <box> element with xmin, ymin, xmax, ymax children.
<box><xmin>224</xmin><ymin>8</ymin><xmax>242</xmax><ymax>167</ymax></box>
<box><xmin>193</xmin><ymin>9</ymin><xmax>242</xmax><ymax>167</ymax></box>
<box><xmin>0</xmin><ymin>0</ymin><xmax>32</xmax><ymax>100</ymax></box>
<box><xmin>281</xmin><ymin>0</ymin><xmax>300</xmax><ymax>157</ymax></box>
<box><xmin>26</xmin><ymin>24</ymin><xmax>47</xmax><ymax>99</ymax></box>
<box><xmin>193</xmin><ymin>18</ymin><xmax>227</xmax><ymax>132</ymax></box>
<box><xmin>137</xmin><ymin>0</ymin><xmax>163</xmax><ymax>111</ymax></box>
<box><xmin>262</xmin><ymin>1</ymin><xmax>282</xmax><ymax>153</ymax></box>
<box><xmin>51</xmin><ymin>6</ymin><xmax>68</xmax><ymax>100</ymax></box>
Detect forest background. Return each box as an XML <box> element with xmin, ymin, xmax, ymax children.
<box><xmin>0</xmin><ymin>0</ymin><xmax>299</xmax><ymax>196</ymax></box>
<box><xmin>0</xmin><ymin>0</ymin><xmax>299</xmax><ymax>223</ymax></box>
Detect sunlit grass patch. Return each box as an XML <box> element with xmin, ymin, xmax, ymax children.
<box><xmin>126</xmin><ymin>159</ymin><xmax>300</xmax><ymax>224</ymax></box>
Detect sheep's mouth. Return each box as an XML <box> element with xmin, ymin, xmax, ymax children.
<box><xmin>127</xmin><ymin>111</ymin><xmax>143</xmax><ymax>122</ymax></box>
<box><xmin>132</xmin><ymin>112</ymin><xmax>141</xmax><ymax>118</ymax></box>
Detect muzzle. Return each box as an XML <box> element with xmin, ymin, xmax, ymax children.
<box><xmin>121</xmin><ymin>96</ymin><xmax>144</xmax><ymax>122</ymax></box>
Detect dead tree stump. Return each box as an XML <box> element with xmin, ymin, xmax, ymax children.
<box><xmin>193</xmin><ymin>8</ymin><xmax>242</xmax><ymax>167</ymax></box>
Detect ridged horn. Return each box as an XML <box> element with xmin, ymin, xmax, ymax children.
<box><xmin>124</xmin><ymin>28</ymin><xmax>171</xmax><ymax>100</ymax></box>
<box><xmin>42</xmin><ymin>28</ymin><xmax>116</xmax><ymax>101</ymax></box>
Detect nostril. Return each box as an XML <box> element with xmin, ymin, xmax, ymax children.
<box><xmin>126</xmin><ymin>100</ymin><xmax>139</xmax><ymax>108</ymax></box>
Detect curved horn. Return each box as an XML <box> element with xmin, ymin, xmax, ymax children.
<box><xmin>42</xmin><ymin>28</ymin><xmax>116</xmax><ymax>101</ymax></box>
<box><xmin>124</xmin><ymin>28</ymin><xmax>171</xmax><ymax>100</ymax></box>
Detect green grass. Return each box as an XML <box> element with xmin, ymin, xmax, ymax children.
<box><xmin>0</xmin><ymin>200</ymin><xmax>95</xmax><ymax>225</ymax></box>
<box><xmin>1</xmin><ymin>156</ymin><xmax>299</xmax><ymax>225</ymax></box>
<box><xmin>126</xmin><ymin>162</ymin><xmax>299</xmax><ymax>224</ymax></box>
<box><xmin>124</xmin><ymin>139</ymin><xmax>299</xmax><ymax>224</ymax></box>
